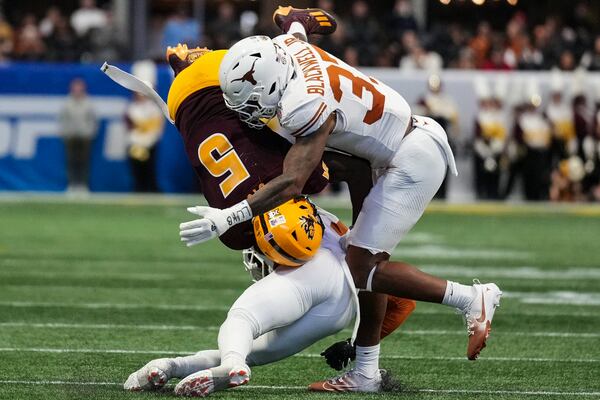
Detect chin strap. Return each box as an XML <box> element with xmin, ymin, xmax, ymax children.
<box><xmin>101</xmin><ymin>62</ymin><xmax>174</xmax><ymax>124</ymax></box>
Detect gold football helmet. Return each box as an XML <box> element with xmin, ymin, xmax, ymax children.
<box><xmin>253</xmin><ymin>197</ymin><xmax>324</xmax><ymax>267</ymax></box>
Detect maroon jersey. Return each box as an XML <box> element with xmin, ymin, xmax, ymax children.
<box><xmin>175</xmin><ymin>86</ymin><xmax>329</xmax><ymax>250</ymax></box>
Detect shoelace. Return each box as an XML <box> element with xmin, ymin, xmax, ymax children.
<box><xmin>328</xmin><ymin>371</ymin><xmax>354</xmax><ymax>385</ymax></box>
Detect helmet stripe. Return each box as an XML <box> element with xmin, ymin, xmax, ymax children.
<box><xmin>267</xmin><ymin>235</ymin><xmax>305</xmax><ymax>265</ymax></box>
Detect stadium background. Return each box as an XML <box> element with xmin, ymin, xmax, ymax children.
<box><xmin>0</xmin><ymin>1</ymin><xmax>599</xmax><ymax>400</ymax></box>
<box><xmin>1</xmin><ymin>0</ymin><xmax>600</xmax><ymax>200</ymax></box>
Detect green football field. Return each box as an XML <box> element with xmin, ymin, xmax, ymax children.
<box><xmin>1</xmin><ymin>196</ymin><xmax>599</xmax><ymax>400</ymax></box>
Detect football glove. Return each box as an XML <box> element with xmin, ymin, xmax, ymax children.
<box><xmin>320</xmin><ymin>338</ymin><xmax>356</xmax><ymax>371</ymax></box>
<box><xmin>179</xmin><ymin>201</ymin><xmax>252</xmax><ymax>247</ymax></box>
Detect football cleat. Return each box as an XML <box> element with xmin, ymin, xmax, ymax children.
<box><xmin>273</xmin><ymin>6</ymin><xmax>337</xmax><ymax>36</ymax></box>
<box><xmin>308</xmin><ymin>368</ymin><xmax>383</xmax><ymax>392</ymax></box>
<box><xmin>166</xmin><ymin>43</ymin><xmax>212</xmax><ymax>76</ymax></box>
<box><xmin>174</xmin><ymin>364</ymin><xmax>250</xmax><ymax>397</ymax></box>
<box><xmin>463</xmin><ymin>281</ymin><xmax>502</xmax><ymax>360</ymax></box>
<box><xmin>123</xmin><ymin>358</ymin><xmax>175</xmax><ymax>391</ymax></box>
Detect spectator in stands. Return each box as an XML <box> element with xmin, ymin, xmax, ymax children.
<box><xmin>545</xmin><ymin>78</ymin><xmax>576</xmax><ymax>165</ymax></box>
<box><xmin>0</xmin><ymin>13</ymin><xmax>14</xmax><ymax>62</ymax></box>
<box><xmin>14</xmin><ymin>14</ymin><xmax>45</xmax><ymax>60</ymax></box>
<box><xmin>455</xmin><ymin>47</ymin><xmax>476</xmax><ymax>69</ymax></box>
<box><xmin>513</xmin><ymin>94</ymin><xmax>553</xmax><ymax>201</ymax></box>
<box><xmin>387</xmin><ymin>0</ymin><xmax>418</xmax><ymax>43</ymax></box>
<box><xmin>549</xmin><ymin>156</ymin><xmax>586</xmax><ymax>201</ymax></box>
<box><xmin>481</xmin><ymin>46</ymin><xmax>511</xmax><ymax>70</ymax></box>
<box><xmin>559</xmin><ymin>50</ymin><xmax>576</xmax><ymax>70</ymax></box>
<box><xmin>125</xmin><ymin>92</ymin><xmax>164</xmax><ymax>193</ymax></box>
<box><xmin>87</xmin><ymin>10</ymin><xmax>124</xmax><ymax>62</ymax></box>
<box><xmin>414</xmin><ymin>74</ymin><xmax>458</xmax><ymax>198</ymax></box>
<box><xmin>475</xmin><ymin>95</ymin><xmax>508</xmax><ymax>200</ymax></box>
<box><xmin>313</xmin><ymin>19</ymin><xmax>347</xmax><ymax>60</ymax></box>
<box><xmin>344</xmin><ymin>0</ymin><xmax>381</xmax><ymax>66</ymax></box>
<box><xmin>207</xmin><ymin>2</ymin><xmax>240</xmax><ymax>49</ymax></box>
<box><xmin>317</xmin><ymin>0</ymin><xmax>335</xmax><ymax>13</ymax></box>
<box><xmin>532</xmin><ymin>24</ymin><xmax>556</xmax><ymax>69</ymax></box>
<box><xmin>343</xmin><ymin>46</ymin><xmax>359</xmax><ymax>66</ymax></box>
<box><xmin>580</xmin><ymin>36</ymin><xmax>600</xmax><ymax>70</ymax></box>
<box><xmin>503</xmin><ymin>12</ymin><xmax>527</xmax><ymax>69</ymax></box>
<box><xmin>46</xmin><ymin>16</ymin><xmax>80</xmax><ymax>61</ymax></box>
<box><xmin>70</xmin><ymin>0</ymin><xmax>107</xmax><ymax>38</ymax></box>
<box><xmin>517</xmin><ymin>34</ymin><xmax>544</xmax><ymax>70</ymax></box>
<box><xmin>399</xmin><ymin>31</ymin><xmax>442</xmax><ymax>71</ymax></box>
<box><xmin>59</xmin><ymin>78</ymin><xmax>97</xmax><ymax>190</ymax></box>
<box><xmin>162</xmin><ymin>7</ymin><xmax>200</xmax><ymax>48</ymax></box>
<box><xmin>39</xmin><ymin>6</ymin><xmax>63</xmax><ymax>38</ymax></box>
<box><xmin>469</xmin><ymin>22</ymin><xmax>492</xmax><ymax>68</ymax></box>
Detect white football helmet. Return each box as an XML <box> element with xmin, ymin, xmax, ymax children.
<box><xmin>219</xmin><ymin>36</ymin><xmax>293</xmax><ymax>129</ymax></box>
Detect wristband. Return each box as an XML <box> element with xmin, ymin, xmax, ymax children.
<box><xmin>224</xmin><ymin>200</ymin><xmax>253</xmax><ymax>229</ymax></box>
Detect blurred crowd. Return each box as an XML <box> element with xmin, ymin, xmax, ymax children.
<box><xmin>156</xmin><ymin>0</ymin><xmax>600</xmax><ymax>71</ymax></box>
<box><xmin>417</xmin><ymin>71</ymin><xmax>600</xmax><ymax>202</ymax></box>
<box><xmin>2</xmin><ymin>0</ymin><xmax>600</xmax><ymax>71</ymax></box>
<box><xmin>4</xmin><ymin>0</ymin><xmax>600</xmax><ymax>200</ymax></box>
<box><xmin>0</xmin><ymin>0</ymin><xmax>124</xmax><ymax>62</ymax></box>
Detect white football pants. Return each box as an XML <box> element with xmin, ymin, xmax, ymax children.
<box><xmin>168</xmin><ymin>216</ymin><xmax>356</xmax><ymax>376</ymax></box>
<box><xmin>347</xmin><ymin>115</ymin><xmax>458</xmax><ymax>254</ymax></box>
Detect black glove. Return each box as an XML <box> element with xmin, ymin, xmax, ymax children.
<box><xmin>320</xmin><ymin>338</ymin><xmax>356</xmax><ymax>371</ymax></box>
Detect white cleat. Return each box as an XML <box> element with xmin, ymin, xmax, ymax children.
<box><xmin>174</xmin><ymin>364</ymin><xmax>250</xmax><ymax>397</ymax></box>
<box><xmin>464</xmin><ymin>280</ymin><xmax>502</xmax><ymax>360</ymax></box>
<box><xmin>123</xmin><ymin>358</ymin><xmax>174</xmax><ymax>391</ymax></box>
<box><xmin>308</xmin><ymin>368</ymin><xmax>383</xmax><ymax>392</ymax></box>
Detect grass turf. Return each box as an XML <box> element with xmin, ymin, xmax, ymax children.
<box><xmin>0</xmin><ymin>197</ymin><xmax>599</xmax><ymax>399</ymax></box>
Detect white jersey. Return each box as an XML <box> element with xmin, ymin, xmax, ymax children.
<box><xmin>273</xmin><ymin>34</ymin><xmax>412</xmax><ymax>168</ymax></box>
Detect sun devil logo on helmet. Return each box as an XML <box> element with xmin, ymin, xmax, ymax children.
<box><xmin>300</xmin><ymin>216</ymin><xmax>316</xmax><ymax>240</ymax></box>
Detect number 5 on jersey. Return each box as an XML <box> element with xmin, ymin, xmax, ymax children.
<box><xmin>198</xmin><ymin>133</ymin><xmax>250</xmax><ymax>198</ymax></box>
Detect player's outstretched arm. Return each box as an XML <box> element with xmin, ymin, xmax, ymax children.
<box><xmin>179</xmin><ymin>114</ymin><xmax>335</xmax><ymax>247</ymax></box>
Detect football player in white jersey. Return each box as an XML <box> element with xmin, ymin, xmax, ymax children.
<box><xmin>179</xmin><ymin>6</ymin><xmax>502</xmax><ymax>391</ymax></box>
<box><xmin>127</xmin><ymin>198</ymin><xmax>414</xmax><ymax>396</ymax></box>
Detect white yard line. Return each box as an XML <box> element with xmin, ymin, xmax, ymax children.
<box><xmin>0</xmin><ymin>301</ymin><xmax>230</xmax><ymax>311</ymax></box>
<box><xmin>420</xmin><ymin>265</ymin><xmax>600</xmax><ymax>280</ymax></box>
<box><xmin>1</xmin><ymin>322</ymin><xmax>599</xmax><ymax>338</ymax></box>
<box><xmin>4</xmin><ymin>264</ymin><xmax>600</xmax><ymax>281</ymax></box>
<box><xmin>0</xmin><ymin>380</ymin><xmax>598</xmax><ymax>396</ymax></box>
<box><xmin>0</xmin><ymin>322</ymin><xmax>221</xmax><ymax>331</ymax></box>
<box><xmin>504</xmin><ymin>291</ymin><xmax>600</xmax><ymax>306</ymax></box>
<box><xmin>393</xmin><ymin>245</ymin><xmax>532</xmax><ymax>261</ymax></box>
<box><xmin>0</xmin><ymin>347</ymin><xmax>598</xmax><ymax>363</ymax></box>
<box><xmin>3</xmin><ymin>289</ymin><xmax>600</xmax><ymax>311</ymax></box>
<box><xmin>0</xmin><ymin>380</ymin><xmax>118</xmax><ymax>386</ymax></box>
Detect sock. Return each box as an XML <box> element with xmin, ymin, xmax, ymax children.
<box><xmin>442</xmin><ymin>281</ymin><xmax>475</xmax><ymax>311</ymax></box>
<box><xmin>287</xmin><ymin>21</ymin><xmax>307</xmax><ymax>38</ymax></box>
<box><xmin>354</xmin><ymin>344</ymin><xmax>380</xmax><ymax>379</ymax></box>
<box><xmin>217</xmin><ymin>309</ymin><xmax>258</xmax><ymax>368</ymax></box>
<box><xmin>171</xmin><ymin>350</ymin><xmax>221</xmax><ymax>378</ymax></box>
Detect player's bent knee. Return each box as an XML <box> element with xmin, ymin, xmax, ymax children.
<box><xmin>345</xmin><ymin>245</ymin><xmax>389</xmax><ymax>289</ymax></box>
<box><xmin>224</xmin><ymin>307</ymin><xmax>261</xmax><ymax>337</ymax></box>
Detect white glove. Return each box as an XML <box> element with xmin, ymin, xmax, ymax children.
<box><xmin>179</xmin><ymin>200</ymin><xmax>252</xmax><ymax>247</ymax></box>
